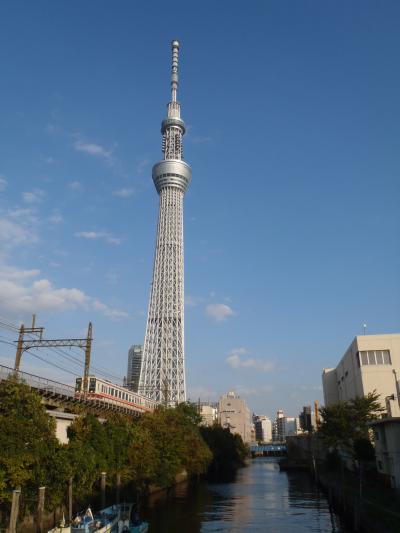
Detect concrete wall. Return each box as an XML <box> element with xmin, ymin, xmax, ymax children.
<box><xmin>47</xmin><ymin>411</ymin><xmax>78</xmax><ymax>444</ymax></box>
<box><xmin>372</xmin><ymin>419</ymin><xmax>400</xmax><ymax>489</ymax></box>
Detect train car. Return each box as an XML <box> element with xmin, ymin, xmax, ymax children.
<box><xmin>75</xmin><ymin>375</ymin><xmax>156</xmax><ymax>414</ymax></box>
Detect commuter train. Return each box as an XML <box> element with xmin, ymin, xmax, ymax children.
<box><xmin>75</xmin><ymin>375</ymin><xmax>156</xmax><ymax>414</ymax></box>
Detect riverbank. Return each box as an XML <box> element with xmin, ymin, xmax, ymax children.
<box><xmin>281</xmin><ymin>435</ymin><xmax>400</xmax><ymax>533</ymax></box>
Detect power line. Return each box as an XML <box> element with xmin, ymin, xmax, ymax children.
<box><xmin>0</xmin><ymin>316</ymin><xmax>124</xmax><ymax>383</ymax></box>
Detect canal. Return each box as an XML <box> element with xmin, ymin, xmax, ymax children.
<box><xmin>143</xmin><ymin>457</ymin><xmax>349</xmax><ymax>532</ymax></box>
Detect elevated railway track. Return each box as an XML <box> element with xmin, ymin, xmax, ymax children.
<box><xmin>0</xmin><ymin>364</ymin><xmax>148</xmax><ymax>418</ymax></box>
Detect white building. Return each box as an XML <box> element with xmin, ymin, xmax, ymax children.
<box><xmin>274</xmin><ymin>410</ymin><xmax>302</xmax><ymax>441</ymax></box>
<box><xmin>200</xmin><ymin>404</ymin><xmax>218</xmax><ymax>426</ymax></box>
<box><xmin>254</xmin><ymin>415</ymin><xmax>272</xmax><ymax>442</ymax></box>
<box><xmin>370</xmin><ymin>418</ymin><xmax>400</xmax><ymax>489</ymax></box>
<box><xmin>219</xmin><ymin>391</ymin><xmax>252</xmax><ymax>443</ymax></box>
<box><xmin>322</xmin><ymin>334</ymin><xmax>400</xmax><ymax>412</ymax></box>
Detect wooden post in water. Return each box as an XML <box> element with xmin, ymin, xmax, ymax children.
<box><xmin>9</xmin><ymin>488</ymin><xmax>21</xmax><ymax>533</ymax></box>
<box><xmin>37</xmin><ymin>486</ymin><xmax>45</xmax><ymax>533</ymax></box>
<box><xmin>101</xmin><ymin>472</ymin><xmax>106</xmax><ymax>509</ymax></box>
<box><xmin>116</xmin><ymin>473</ymin><xmax>121</xmax><ymax>504</ymax></box>
<box><xmin>68</xmin><ymin>477</ymin><xmax>73</xmax><ymax>523</ymax></box>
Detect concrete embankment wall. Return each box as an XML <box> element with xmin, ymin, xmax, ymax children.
<box><xmin>283</xmin><ymin>435</ymin><xmax>400</xmax><ymax>533</ymax></box>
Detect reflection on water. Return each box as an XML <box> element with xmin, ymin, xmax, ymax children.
<box><xmin>143</xmin><ymin>458</ymin><xmax>349</xmax><ymax>532</ymax></box>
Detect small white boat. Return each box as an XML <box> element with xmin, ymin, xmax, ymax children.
<box><xmin>71</xmin><ymin>505</ymin><xmax>119</xmax><ymax>532</ymax></box>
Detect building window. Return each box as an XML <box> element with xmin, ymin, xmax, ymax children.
<box><xmin>359</xmin><ymin>350</ymin><xmax>391</xmax><ymax>366</ymax></box>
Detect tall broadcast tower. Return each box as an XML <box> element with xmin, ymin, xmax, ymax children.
<box><xmin>139</xmin><ymin>41</ymin><xmax>191</xmax><ymax>405</ymax></box>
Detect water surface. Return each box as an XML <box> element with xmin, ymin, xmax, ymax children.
<box><xmin>144</xmin><ymin>457</ymin><xmax>349</xmax><ymax>532</ymax></box>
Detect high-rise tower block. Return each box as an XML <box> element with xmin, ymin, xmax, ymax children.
<box><xmin>139</xmin><ymin>41</ymin><xmax>191</xmax><ymax>405</ymax></box>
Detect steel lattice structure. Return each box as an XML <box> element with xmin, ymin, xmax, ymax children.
<box><xmin>139</xmin><ymin>41</ymin><xmax>191</xmax><ymax>405</ymax></box>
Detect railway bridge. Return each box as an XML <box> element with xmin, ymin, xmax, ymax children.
<box><xmin>0</xmin><ymin>364</ymin><xmax>147</xmax><ymax>418</ymax></box>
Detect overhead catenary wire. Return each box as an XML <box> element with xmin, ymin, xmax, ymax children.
<box><xmin>0</xmin><ymin>317</ymin><xmax>124</xmax><ymax>383</ymax></box>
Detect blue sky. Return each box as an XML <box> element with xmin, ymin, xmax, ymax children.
<box><xmin>0</xmin><ymin>1</ymin><xmax>399</xmax><ymax>416</ymax></box>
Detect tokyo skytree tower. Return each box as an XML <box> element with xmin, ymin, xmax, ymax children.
<box><xmin>139</xmin><ymin>41</ymin><xmax>191</xmax><ymax>405</ymax></box>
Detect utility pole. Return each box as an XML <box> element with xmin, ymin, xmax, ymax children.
<box><xmin>314</xmin><ymin>400</ymin><xmax>320</xmax><ymax>429</ymax></box>
<box><xmin>14</xmin><ymin>315</ymin><xmax>44</xmax><ymax>372</ymax></box>
<box><xmin>68</xmin><ymin>477</ymin><xmax>73</xmax><ymax>524</ymax></box>
<box><xmin>83</xmin><ymin>322</ymin><xmax>92</xmax><ymax>397</ymax></box>
<box><xmin>37</xmin><ymin>486</ymin><xmax>45</xmax><ymax>533</ymax></box>
<box><xmin>101</xmin><ymin>472</ymin><xmax>106</xmax><ymax>509</ymax></box>
<box><xmin>9</xmin><ymin>488</ymin><xmax>21</xmax><ymax>533</ymax></box>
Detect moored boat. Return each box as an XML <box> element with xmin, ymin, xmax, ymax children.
<box><xmin>117</xmin><ymin>503</ymin><xmax>149</xmax><ymax>533</ymax></box>
<box><xmin>71</xmin><ymin>505</ymin><xmax>119</xmax><ymax>532</ymax></box>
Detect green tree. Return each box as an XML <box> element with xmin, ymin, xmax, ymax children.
<box><xmin>0</xmin><ymin>377</ymin><xmax>64</xmax><ymax>511</ymax></box>
<box><xmin>200</xmin><ymin>425</ymin><xmax>248</xmax><ymax>476</ymax></box>
<box><xmin>318</xmin><ymin>391</ymin><xmax>384</xmax><ymax>455</ymax></box>
<box><xmin>66</xmin><ymin>414</ymin><xmax>113</xmax><ymax>497</ymax></box>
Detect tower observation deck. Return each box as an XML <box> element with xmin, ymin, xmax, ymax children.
<box><xmin>139</xmin><ymin>41</ymin><xmax>191</xmax><ymax>405</ymax></box>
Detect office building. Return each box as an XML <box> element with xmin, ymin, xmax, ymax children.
<box><xmin>199</xmin><ymin>404</ymin><xmax>218</xmax><ymax>426</ymax></box>
<box><xmin>127</xmin><ymin>345</ymin><xmax>142</xmax><ymax>392</ymax></box>
<box><xmin>254</xmin><ymin>415</ymin><xmax>272</xmax><ymax>442</ymax></box>
<box><xmin>322</xmin><ymin>334</ymin><xmax>400</xmax><ymax>412</ymax></box>
<box><xmin>219</xmin><ymin>391</ymin><xmax>252</xmax><ymax>443</ymax></box>
<box><xmin>299</xmin><ymin>405</ymin><xmax>316</xmax><ymax>433</ymax></box>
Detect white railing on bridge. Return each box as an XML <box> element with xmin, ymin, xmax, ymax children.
<box><xmin>0</xmin><ymin>364</ymin><xmax>75</xmax><ymax>397</ymax></box>
<box><xmin>0</xmin><ymin>364</ymin><xmax>142</xmax><ymax>417</ymax></box>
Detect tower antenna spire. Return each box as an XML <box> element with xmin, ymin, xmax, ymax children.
<box><xmin>171</xmin><ymin>40</ymin><xmax>179</xmax><ymax>103</ymax></box>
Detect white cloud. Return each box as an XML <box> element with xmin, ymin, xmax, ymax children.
<box><xmin>22</xmin><ymin>189</ymin><xmax>46</xmax><ymax>204</ymax></box>
<box><xmin>136</xmin><ymin>157</ymin><xmax>150</xmax><ymax>175</ymax></box>
<box><xmin>74</xmin><ymin>140</ymin><xmax>112</xmax><ymax>160</ymax></box>
<box><xmin>75</xmin><ymin>231</ymin><xmax>121</xmax><ymax>245</ymax></box>
<box><xmin>0</xmin><ymin>265</ymin><xmax>40</xmax><ymax>280</ymax></box>
<box><xmin>45</xmin><ymin>123</ymin><xmax>57</xmax><ymax>134</ymax></box>
<box><xmin>92</xmin><ymin>300</ymin><xmax>128</xmax><ymax>319</ymax></box>
<box><xmin>112</xmin><ymin>188</ymin><xmax>134</xmax><ymax>198</ymax></box>
<box><xmin>68</xmin><ymin>181</ymin><xmax>83</xmax><ymax>191</ymax></box>
<box><xmin>205</xmin><ymin>303</ymin><xmax>235</xmax><ymax>322</ymax></box>
<box><xmin>0</xmin><ymin>175</ymin><xmax>8</xmax><ymax>191</ymax></box>
<box><xmin>48</xmin><ymin>211</ymin><xmax>63</xmax><ymax>224</ymax></box>
<box><xmin>226</xmin><ymin>348</ymin><xmax>276</xmax><ymax>372</ymax></box>
<box><xmin>0</xmin><ymin>263</ymin><xmax>127</xmax><ymax>319</ymax></box>
<box><xmin>0</xmin><ymin>218</ymin><xmax>37</xmax><ymax>245</ymax></box>
<box><xmin>185</xmin><ymin>295</ymin><xmax>203</xmax><ymax>307</ymax></box>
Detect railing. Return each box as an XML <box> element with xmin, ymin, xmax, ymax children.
<box><xmin>0</xmin><ymin>364</ymin><xmax>145</xmax><ymax>417</ymax></box>
<box><xmin>250</xmin><ymin>444</ymin><xmax>287</xmax><ymax>452</ymax></box>
<box><xmin>0</xmin><ymin>364</ymin><xmax>75</xmax><ymax>397</ymax></box>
